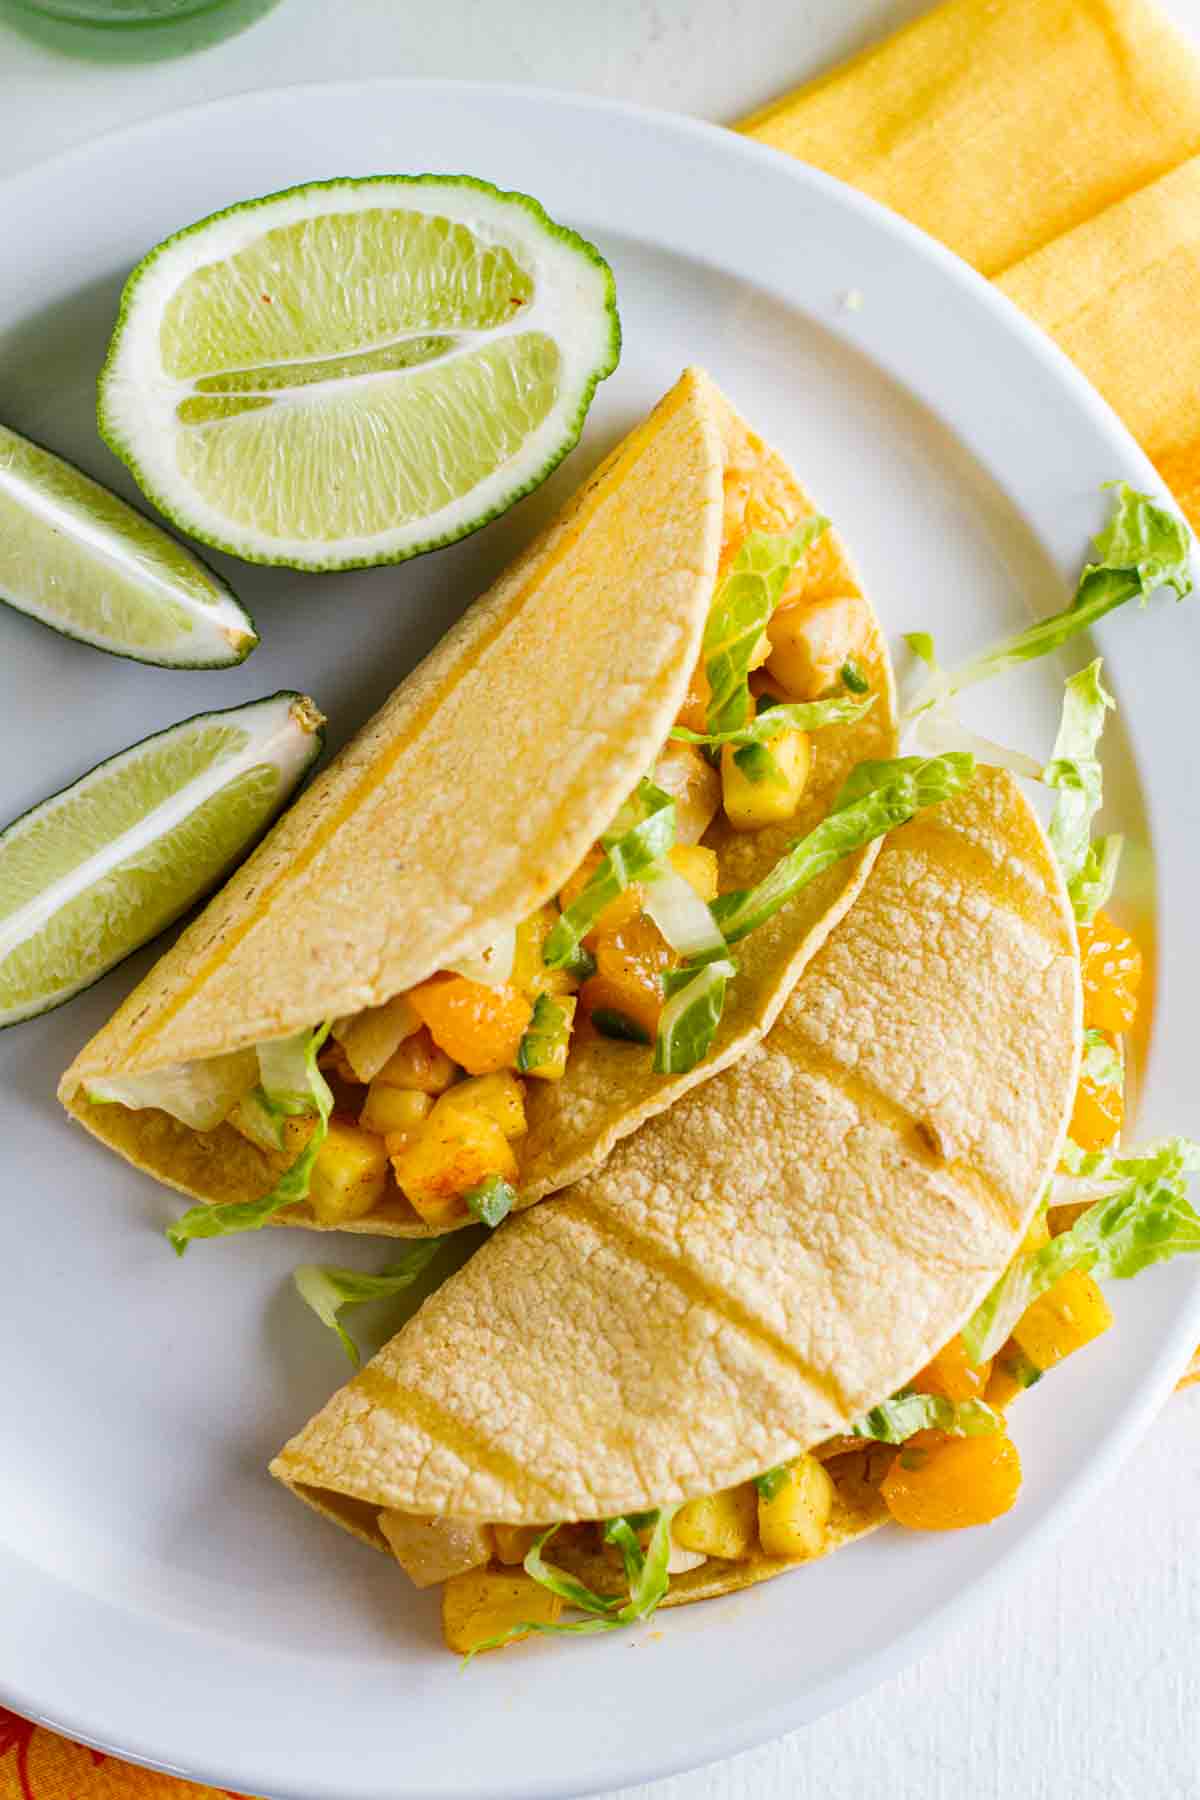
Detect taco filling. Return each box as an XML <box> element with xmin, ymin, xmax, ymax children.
<box><xmin>63</xmin><ymin>368</ymin><xmax>927</xmax><ymax>1244</ymax></box>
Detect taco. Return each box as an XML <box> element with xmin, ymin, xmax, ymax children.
<box><xmin>270</xmin><ymin>764</ymin><xmax>1087</xmax><ymax>1645</ymax></box>
<box><xmin>59</xmin><ymin>365</ymin><xmax>913</xmax><ymax>1247</ymax></box>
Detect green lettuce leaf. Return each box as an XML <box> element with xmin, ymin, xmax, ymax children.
<box><xmin>86</xmin><ymin>1047</ymin><xmax>258</xmax><ymax>1132</ymax></box>
<box><xmin>753</xmin><ymin>1465</ymin><xmax>790</xmax><ymax>1502</ymax></box>
<box><xmin>1044</xmin><ymin>659</ymin><xmax>1119</xmax><ymax>920</ymax></box>
<box><xmin>641</xmin><ymin>862</ymin><xmax>727</xmax><ymax>961</ymax></box>
<box><xmin>710</xmin><ymin>753</ymin><xmax>975</xmax><ymax>946</ymax></box>
<box><xmin>702</xmin><ymin>521</ymin><xmax>828</xmax><ymax>736</ymax></box>
<box><xmin>851</xmin><ymin>1391</ymin><xmax>1002</xmax><ymax>1443</ymax></box>
<box><xmin>670</xmin><ymin>692</ymin><xmax>875</xmax><ymax>748</ymax></box>
<box><xmin>464</xmin><ymin>1507</ymin><xmax>680</xmax><ymax>1658</ymax></box>
<box><xmin>516</xmin><ymin>993</ymin><xmax>570</xmax><ymax>1075</ymax></box>
<box><xmin>542</xmin><ymin>779</ymin><xmax>675</xmax><ymax>970</ymax></box>
<box><xmin>166</xmin><ymin>1024</ymin><xmax>332</xmax><ymax>1253</ymax></box>
<box><xmin>293</xmin><ymin>1241</ymin><xmax>448</xmax><ymax>1365</ymax></box>
<box><xmin>653</xmin><ymin>957</ymin><xmax>736</xmax><ymax>1075</ymax></box>
<box><xmin>964</xmin><ymin>1137</ymin><xmax>1200</xmax><ymax>1362</ymax></box>
<box><xmin>907</xmin><ymin>484</ymin><xmax>1191</xmax><ymax>718</ymax></box>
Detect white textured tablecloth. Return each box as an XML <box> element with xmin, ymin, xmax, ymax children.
<box><xmin>2</xmin><ymin>3</ymin><xmax>1199</xmax><ymax>1794</ymax></box>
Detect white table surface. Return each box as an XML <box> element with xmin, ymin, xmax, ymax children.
<box><xmin>3</xmin><ymin>2</ymin><xmax>1199</xmax><ymax>1796</ymax></box>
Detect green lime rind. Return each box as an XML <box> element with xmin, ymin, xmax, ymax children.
<box><xmin>0</xmin><ymin>421</ymin><xmax>257</xmax><ymax>668</ymax></box>
<box><xmin>0</xmin><ymin>691</ymin><xmax>323</xmax><ymax>1029</ymax></box>
<box><xmin>98</xmin><ymin>173</ymin><xmax>621</xmax><ymax>573</ymax></box>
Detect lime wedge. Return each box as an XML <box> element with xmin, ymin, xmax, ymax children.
<box><xmin>99</xmin><ymin>175</ymin><xmax>621</xmax><ymax>571</ymax></box>
<box><xmin>0</xmin><ymin>422</ymin><xmax>257</xmax><ymax>667</ymax></box>
<box><xmin>0</xmin><ymin>692</ymin><xmax>323</xmax><ymax>1028</ymax></box>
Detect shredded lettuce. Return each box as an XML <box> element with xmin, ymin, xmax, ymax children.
<box><xmin>1079</xmin><ymin>1027</ymin><xmax>1123</xmax><ymax>1097</ymax></box>
<box><xmin>906</xmin><ymin>484</ymin><xmax>1191</xmax><ymax>720</ymax></box>
<box><xmin>1044</xmin><ymin>659</ymin><xmax>1120</xmax><ymax>921</ymax></box>
<box><xmin>166</xmin><ymin>1024</ymin><xmax>333</xmax><ymax>1253</ymax></box>
<box><xmin>86</xmin><ymin>1047</ymin><xmax>258</xmax><ymax>1132</ymax></box>
<box><xmin>964</xmin><ymin>1137</ymin><xmax>1200</xmax><ymax>1362</ymax></box>
<box><xmin>653</xmin><ymin>957</ymin><xmax>736</xmax><ymax>1075</ymax></box>
<box><xmin>542</xmin><ymin>779</ymin><xmax>675</xmax><ymax>970</ymax></box>
<box><xmin>465</xmin><ymin>1507</ymin><xmax>680</xmax><ymax>1658</ymax></box>
<box><xmin>710</xmin><ymin>753</ymin><xmax>975</xmax><ymax>947</ymax></box>
<box><xmin>516</xmin><ymin>993</ymin><xmax>570</xmax><ymax>1075</ymax></box>
<box><xmin>293</xmin><ymin>1242</ymin><xmax>447</xmax><ymax>1365</ymax></box>
<box><xmin>464</xmin><ymin>1174</ymin><xmax>516</xmax><ymax>1228</ymax></box>
<box><xmin>702</xmin><ymin>521</ymin><xmax>828</xmax><ymax>735</ymax></box>
<box><xmin>851</xmin><ymin>1391</ymin><xmax>1002</xmax><ymax>1443</ymax></box>
<box><xmin>670</xmin><ymin>692</ymin><xmax>875</xmax><ymax>749</ymax></box>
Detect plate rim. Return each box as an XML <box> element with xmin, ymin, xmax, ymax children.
<box><xmin>1</xmin><ymin>75</ymin><xmax>1198</xmax><ymax>1800</ymax></box>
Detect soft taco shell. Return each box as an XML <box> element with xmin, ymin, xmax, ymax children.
<box><xmin>60</xmin><ymin>367</ymin><xmax>894</xmax><ymax>1233</ymax></box>
<box><xmin>272</xmin><ymin>767</ymin><xmax>1082</xmax><ymax>1546</ymax></box>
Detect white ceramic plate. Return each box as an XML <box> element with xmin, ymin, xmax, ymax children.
<box><xmin>1</xmin><ymin>81</ymin><xmax>1197</xmax><ymax>1800</ymax></box>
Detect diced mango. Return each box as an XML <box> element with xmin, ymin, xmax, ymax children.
<box><xmin>880</xmin><ymin>1430</ymin><xmax>1022</xmax><ymax>1531</ymax></box>
<box><xmin>674</xmin><ymin>1483</ymin><xmax>758</xmax><ymax>1561</ymax></box>
<box><xmin>389</xmin><ymin>1109</ymin><xmax>518</xmax><ymax>1228</ymax></box>
<box><xmin>375</xmin><ymin>1026</ymin><xmax>457</xmax><ymax>1095</ymax></box>
<box><xmin>332</xmin><ymin>994</ymin><xmax>421</xmax><ymax>1083</ymax></box>
<box><xmin>756</xmin><ymin>1455</ymin><xmax>834</xmax><ymax>1559</ymax></box>
<box><xmin>435</xmin><ymin>1071</ymin><xmax>527</xmax><ymax>1141</ymax></box>
<box><xmin>409</xmin><ymin>975</ymin><xmax>532</xmax><ymax>1076</ymax></box>
<box><xmin>512</xmin><ymin>906</ymin><xmax>580</xmax><ymax>998</ymax></box>
<box><xmin>911</xmin><ymin>1333</ymin><xmax>992</xmax><ymax>1404</ymax></box>
<box><xmin>668</xmin><ymin>843</ymin><xmax>719</xmax><ymax>902</ymax></box>
<box><xmin>1012</xmin><ymin>1267</ymin><xmax>1113</xmax><ymax>1371</ymax></box>
<box><xmin>442</xmin><ymin>1568</ymin><xmax>563</xmax><ymax>1655</ymax></box>
<box><xmin>766</xmin><ymin>593</ymin><xmax>872</xmax><ymax>699</ymax></box>
<box><xmin>378</xmin><ymin>1511</ymin><xmax>493</xmax><ymax>1588</ymax></box>
<box><xmin>720</xmin><ymin>730</ymin><xmax>810</xmax><ymax>830</ymax></box>
<box><xmin>516</xmin><ymin>993</ymin><xmax>576</xmax><ymax>1081</ymax></box>
<box><xmin>492</xmin><ymin>1523</ymin><xmax>541</xmax><ymax>1565</ymax></box>
<box><xmin>308</xmin><ymin>1119</ymin><xmax>391</xmax><ymax>1225</ymax></box>
<box><xmin>579</xmin><ymin>911</ymin><xmax>672</xmax><ymax>1044</ymax></box>
<box><xmin>653</xmin><ymin>742</ymin><xmax>722</xmax><ymax>845</ymax></box>
<box><xmin>1069</xmin><ymin>1055</ymin><xmax>1124</xmax><ymax>1152</ymax></box>
<box><xmin>360</xmin><ymin>1083</ymin><xmax>432</xmax><ymax>1139</ymax></box>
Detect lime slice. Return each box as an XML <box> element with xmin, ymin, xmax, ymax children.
<box><xmin>99</xmin><ymin>175</ymin><xmax>621</xmax><ymax>571</ymax></box>
<box><xmin>0</xmin><ymin>692</ymin><xmax>323</xmax><ymax>1028</ymax></box>
<box><xmin>0</xmin><ymin>422</ymin><xmax>257</xmax><ymax>667</ymax></box>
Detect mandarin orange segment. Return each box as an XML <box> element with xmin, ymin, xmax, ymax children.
<box><xmin>1069</xmin><ymin>1046</ymin><xmax>1125</xmax><ymax>1152</ymax></box>
<box><xmin>407</xmin><ymin>975</ymin><xmax>532</xmax><ymax>1076</ymax></box>
<box><xmin>579</xmin><ymin>912</ymin><xmax>673</xmax><ymax>1042</ymax></box>
<box><xmin>880</xmin><ymin>1430</ymin><xmax>1022</xmax><ymax>1531</ymax></box>
<box><xmin>1077</xmin><ymin>910</ymin><xmax>1143</xmax><ymax>1033</ymax></box>
<box><xmin>911</xmin><ymin>1333</ymin><xmax>992</xmax><ymax>1404</ymax></box>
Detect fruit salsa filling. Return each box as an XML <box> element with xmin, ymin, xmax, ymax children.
<box><xmin>347</xmin><ymin>910</ymin><xmax>1172</xmax><ymax>1655</ymax></box>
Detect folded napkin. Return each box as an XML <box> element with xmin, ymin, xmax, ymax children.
<box><xmin>8</xmin><ymin>3</ymin><xmax>1198</xmax><ymax>1793</ymax></box>
<box><xmin>741</xmin><ymin>0</ymin><xmax>1200</xmax><ymax>528</ymax></box>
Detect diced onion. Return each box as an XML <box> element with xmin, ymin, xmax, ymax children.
<box><xmin>641</xmin><ymin>863</ymin><xmax>726</xmax><ymax>959</ymax></box>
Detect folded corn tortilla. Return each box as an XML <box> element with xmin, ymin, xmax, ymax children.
<box><xmin>58</xmin><ymin>366</ymin><xmax>896</xmax><ymax>1235</ymax></box>
<box><xmin>271</xmin><ymin>766</ymin><xmax>1081</xmax><ymax>1611</ymax></box>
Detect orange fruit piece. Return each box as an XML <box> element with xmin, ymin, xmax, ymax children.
<box><xmin>408</xmin><ymin>975</ymin><xmax>532</xmax><ymax>1076</ymax></box>
<box><xmin>1068</xmin><ymin>1033</ymin><xmax>1124</xmax><ymax>1151</ymax></box>
<box><xmin>880</xmin><ymin>1430</ymin><xmax>1022</xmax><ymax>1531</ymax></box>
<box><xmin>1077</xmin><ymin>910</ymin><xmax>1143</xmax><ymax>1033</ymax></box>
<box><xmin>910</xmin><ymin>1333</ymin><xmax>992</xmax><ymax>1404</ymax></box>
<box><xmin>559</xmin><ymin>848</ymin><xmax>644</xmax><ymax>941</ymax></box>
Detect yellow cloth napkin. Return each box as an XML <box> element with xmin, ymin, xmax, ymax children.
<box><xmin>741</xmin><ymin>0</ymin><xmax>1200</xmax><ymax>528</ymax></box>
<box><xmin>9</xmin><ymin>2</ymin><xmax>1200</xmax><ymax>1791</ymax></box>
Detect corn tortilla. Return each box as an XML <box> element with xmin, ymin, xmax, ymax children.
<box><xmin>59</xmin><ymin>368</ymin><xmax>894</xmax><ymax>1234</ymax></box>
<box><xmin>272</xmin><ymin>768</ymin><xmax>1081</xmax><ymax>1559</ymax></box>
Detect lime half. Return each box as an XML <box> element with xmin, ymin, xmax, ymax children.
<box><xmin>0</xmin><ymin>692</ymin><xmax>323</xmax><ymax>1027</ymax></box>
<box><xmin>0</xmin><ymin>423</ymin><xmax>257</xmax><ymax>666</ymax></box>
<box><xmin>99</xmin><ymin>175</ymin><xmax>621</xmax><ymax>571</ymax></box>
